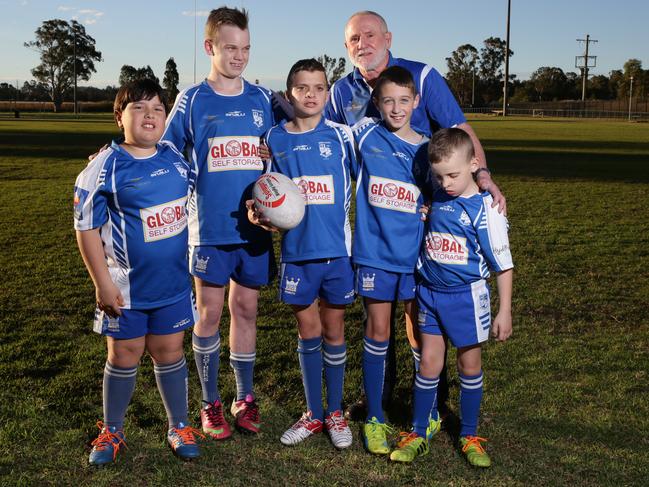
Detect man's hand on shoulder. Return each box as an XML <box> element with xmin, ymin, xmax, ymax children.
<box><xmin>476</xmin><ymin>170</ymin><xmax>506</xmax><ymax>214</ymax></box>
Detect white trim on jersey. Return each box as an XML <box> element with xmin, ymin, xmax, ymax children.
<box><xmin>162</xmin><ymin>82</ymin><xmax>201</xmax><ymax>142</ymax></box>
<box><xmin>483</xmin><ymin>195</ymin><xmax>513</xmax><ymax>270</ymax></box>
<box><xmin>329</xmin><ymin>79</ymin><xmax>340</xmax><ymax>115</ymax></box>
<box><xmin>252</xmin><ymin>84</ymin><xmax>271</xmax><ymax>104</ymax></box>
<box><xmin>419</xmin><ymin>64</ymin><xmax>433</xmax><ymax>96</ymax></box>
<box><xmin>110</xmin><ymin>160</ymin><xmax>132</xmax><ymax>307</ymax></box>
<box><xmin>326</xmin><ymin>120</ymin><xmax>354</xmax><ymax>256</ymax></box>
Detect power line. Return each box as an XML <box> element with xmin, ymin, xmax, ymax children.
<box><xmin>576</xmin><ymin>35</ymin><xmax>598</xmax><ymax>101</ymax></box>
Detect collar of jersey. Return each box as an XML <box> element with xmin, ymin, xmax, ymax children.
<box><xmin>110</xmin><ymin>140</ymin><xmax>161</xmax><ymax>160</ymax></box>
<box><xmin>202</xmin><ymin>77</ymin><xmax>247</xmax><ymax>97</ymax></box>
<box><xmin>279</xmin><ymin>116</ymin><xmax>327</xmax><ymax>134</ymax></box>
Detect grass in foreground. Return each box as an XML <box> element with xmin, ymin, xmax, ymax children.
<box><xmin>0</xmin><ymin>117</ymin><xmax>648</xmax><ymax>486</ymax></box>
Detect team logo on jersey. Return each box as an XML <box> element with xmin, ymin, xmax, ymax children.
<box><xmin>368</xmin><ymin>175</ymin><xmax>420</xmax><ymax>214</ymax></box>
<box><xmin>208</xmin><ymin>136</ymin><xmax>263</xmax><ymax>172</ymax></box>
<box><xmin>345</xmin><ymin>99</ymin><xmax>364</xmax><ymax>113</ymax></box>
<box><xmin>361</xmin><ymin>272</ymin><xmax>376</xmax><ymax>291</ymax></box>
<box><xmin>424</xmin><ymin>232</ymin><xmax>468</xmax><ymax>265</ymax></box>
<box><xmin>293</xmin><ymin>144</ymin><xmax>311</xmax><ymax>152</ymax></box>
<box><xmin>139</xmin><ymin>196</ymin><xmax>188</xmax><ymax>242</ymax></box>
<box><xmin>319</xmin><ymin>142</ymin><xmax>333</xmax><ymax>159</ymax></box>
<box><xmin>150</xmin><ymin>168</ymin><xmax>169</xmax><ymax>178</ymax></box>
<box><xmin>392</xmin><ymin>151</ymin><xmax>410</xmax><ymax>161</ymax></box>
<box><xmin>226</xmin><ymin>110</ymin><xmax>245</xmax><ymax>117</ymax></box>
<box><xmin>492</xmin><ymin>244</ymin><xmax>511</xmax><ymax>257</ymax></box>
<box><xmin>173</xmin><ymin>161</ymin><xmax>188</xmax><ymax>179</ymax></box>
<box><xmin>252</xmin><ymin>109</ymin><xmax>264</xmax><ymax>128</ymax></box>
<box><xmin>294</xmin><ymin>175</ymin><xmax>334</xmax><ymax>205</ymax></box>
<box><xmin>194</xmin><ymin>255</ymin><xmax>210</xmax><ymax>273</ymax></box>
<box><xmin>284</xmin><ymin>277</ymin><xmax>301</xmax><ymax>295</ymax></box>
<box><xmin>459</xmin><ymin>211</ymin><xmax>471</xmax><ymax>226</ymax></box>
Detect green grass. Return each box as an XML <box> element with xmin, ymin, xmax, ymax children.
<box><xmin>1</xmin><ymin>116</ymin><xmax>648</xmax><ymax>486</ymax></box>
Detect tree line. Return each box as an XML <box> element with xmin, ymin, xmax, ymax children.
<box><xmin>7</xmin><ymin>19</ymin><xmax>647</xmax><ymax>110</ymax></box>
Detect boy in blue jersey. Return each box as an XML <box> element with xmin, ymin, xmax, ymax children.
<box><xmin>351</xmin><ymin>66</ymin><xmax>435</xmax><ymax>455</ymax></box>
<box><xmin>249</xmin><ymin>59</ymin><xmax>356</xmax><ymax>449</ymax></box>
<box><xmin>74</xmin><ymin>79</ymin><xmax>202</xmax><ymax>465</ymax></box>
<box><xmin>389</xmin><ymin>128</ymin><xmax>513</xmax><ymax>466</ymax></box>
<box><xmin>163</xmin><ymin>7</ymin><xmax>283</xmax><ymax>439</ymax></box>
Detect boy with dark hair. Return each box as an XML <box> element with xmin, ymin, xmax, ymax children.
<box><xmin>390</xmin><ymin>127</ymin><xmax>513</xmax><ymax>466</ymax></box>
<box><xmin>163</xmin><ymin>6</ymin><xmax>287</xmax><ymax>439</ymax></box>
<box><xmin>250</xmin><ymin>58</ymin><xmax>356</xmax><ymax>449</ymax></box>
<box><xmin>351</xmin><ymin>66</ymin><xmax>434</xmax><ymax>455</ymax></box>
<box><xmin>75</xmin><ymin>79</ymin><xmax>202</xmax><ymax>465</ymax></box>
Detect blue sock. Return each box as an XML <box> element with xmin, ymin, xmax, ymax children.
<box><xmin>154</xmin><ymin>357</ymin><xmax>189</xmax><ymax>427</ymax></box>
<box><xmin>412</xmin><ymin>373</ymin><xmax>439</xmax><ymax>437</ymax></box>
<box><xmin>322</xmin><ymin>341</ymin><xmax>346</xmax><ymax>414</ymax></box>
<box><xmin>362</xmin><ymin>336</ymin><xmax>389</xmax><ymax>423</ymax></box>
<box><xmin>192</xmin><ymin>331</ymin><xmax>221</xmax><ymax>403</ymax></box>
<box><xmin>230</xmin><ymin>350</ymin><xmax>255</xmax><ymax>401</ymax></box>
<box><xmin>103</xmin><ymin>361</ymin><xmax>138</xmax><ymax>429</ymax></box>
<box><xmin>411</xmin><ymin>346</ymin><xmax>421</xmax><ymax>373</ymax></box>
<box><xmin>459</xmin><ymin>371</ymin><xmax>484</xmax><ymax>437</ymax></box>
<box><xmin>297</xmin><ymin>337</ymin><xmax>323</xmax><ymax>420</ymax></box>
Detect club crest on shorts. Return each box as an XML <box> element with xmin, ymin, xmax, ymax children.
<box><xmin>284</xmin><ymin>277</ymin><xmax>301</xmax><ymax>295</ymax></box>
<box><xmin>252</xmin><ymin>109</ymin><xmax>264</xmax><ymax>128</ymax></box>
<box><xmin>479</xmin><ymin>293</ymin><xmax>489</xmax><ymax>311</ymax></box>
<box><xmin>195</xmin><ymin>255</ymin><xmax>210</xmax><ymax>273</ymax></box>
<box><xmin>361</xmin><ymin>272</ymin><xmax>376</xmax><ymax>291</ymax></box>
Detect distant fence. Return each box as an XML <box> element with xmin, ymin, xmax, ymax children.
<box><xmin>0</xmin><ymin>101</ymin><xmax>112</xmax><ymax>113</ymax></box>
<box><xmin>463</xmin><ymin>99</ymin><xmax>649</xmax><ymax>121</ymax></box>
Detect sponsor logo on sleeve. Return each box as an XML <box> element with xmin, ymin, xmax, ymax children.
<box><xmin>140</xmin><ymin>196</ymin><xmax>188</xmax><ymax>242</ymax></box>
<box><xmin>424</xmin><ymin>232</ymin><xmax>468</xmax><ymax>265</ymax></box>
<box><xmin>293</xmin><ymin>175</ymin><xmax>335</xmax><ymax>205</ymax></box>
<box><xmin>367</xmin><ymin>175</ymin><xmax>420</xmax><ymax>214</ymax></box>
<box><xmin>207</xmin><ymin>136</ymin><xmax>263</xmax><ymax>172</ymax></box>
<box><xmin>73</xmin><ymin>188</ymin><xmax>89</xmax><ymax>220</ymax></box>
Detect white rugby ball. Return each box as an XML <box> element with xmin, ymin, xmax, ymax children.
<box><xmin>253</xmin><ymin>172</ymin><xmax>305</xmax><ymax>230</ymax></box>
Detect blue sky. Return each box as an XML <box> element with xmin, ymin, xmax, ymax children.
<box><xmin>2</xmin><ymin>0</ymin><xmax>647</xmax><ymax>91</ymax></box>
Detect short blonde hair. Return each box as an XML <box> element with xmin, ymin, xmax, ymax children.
<box><xmin>346</xmin><ymin>11</ymin><xmax>389</xmax><ymax>33</ymax></box>
<box><xmin>428</xmin><ymin>128</ymin><xmax>475</xmax><ymax>164</ymax></box>
<box><xmin>205</xmin><ymin>6</ymin><xmax>248</xmax><ymax>41</ymax></box>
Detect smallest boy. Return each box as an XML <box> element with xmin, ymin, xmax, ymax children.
<box><xmin>74</xmin><ymin>79</ymin><xmax>202</xmax><ymax>465</ymax></box>
<box><xmin>389</xmin><ymin>128</ymin><xmax>513</xmax><ymax>466</ymax></box>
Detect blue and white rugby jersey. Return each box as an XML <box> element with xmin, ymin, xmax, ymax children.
<box><xmin>352</xmin><ymin>118</ymin><xmax>430</xmax><ymax>273</ymax></box>
<box><xmin>73</xmin><ymin>141</ymin><xmax>196</xmax><ymax>309</ymax></box>
<box><xmin>417</xmin><ymin>190</ymin><xmax>513</xmax><ymax>288</ymax></box>
<box><xmin>265</xmin><ymin>117</ymin><xmax>356</xmax><ymax>263</ymax></box>
<box><xmin>162</xmin><ymin>78</ymin><xmax>280</xmax><ymax>247</ymax></box>
<box><xmin>325</xmin><ymin>52</ymin><xmax>466</xmax><ymax>137</ymax></box>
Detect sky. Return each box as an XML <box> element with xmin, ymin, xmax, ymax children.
<box><xmin>1</xmin><ymin>0</ymin><xmax>648</xmax><ymax>91</ymax></box>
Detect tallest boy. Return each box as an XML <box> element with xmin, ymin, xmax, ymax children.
<box><xmin>163</xmin><ymin>7</ymin><xmax>283</xmax><ymax>439</ymax></box>
<box><xmin>325</xmin><ymin>10</ymin><xmax>506</xmax><ymax>416</ymax></box>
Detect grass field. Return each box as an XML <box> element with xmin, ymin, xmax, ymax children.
<box><xmin>1</xmin><ymin>115</ymin><xmax>648</xmax><ymax>486</ymax></box>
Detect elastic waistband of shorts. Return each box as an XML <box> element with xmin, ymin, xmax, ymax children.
<box><xmin>421</xmin><ymin>279</ymin><xmax>486</xmax><ymax>294</ymax></box>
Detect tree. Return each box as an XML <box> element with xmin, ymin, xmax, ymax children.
<box><xmin>21</xmin><ymin>80</ymin><xmax>50</xmax><ymax>101</ymax></box>
<box><xmin>316</xmin><ymin>55</ymin><xmax>346</xmax><ymax>85</ymax></box>
<box><xmin>24</xmin><ymin>19</ymin><xmax>102</xmax><ymax>112</ymax></box>
<box><xmin>119</xmin><ymin>65</ymin><xmax>159</xmax><ymax>86</ymax></box>
<box><xmin>619</xmin><ymin>59</ymin><xmax>646</xmax><ymax>100</ymax></box>
<box><xmin>529</xmin><ymin>67</ymin><xmax>568</xmax><ymax>101</ymax></box>
<box><xmin>445</xmin><ymin>44</ymin><xmax>479</xmax><ymax>106</ymax></box>
<box><xmin>163</xmin><ymin>58</ymin><xmax>180</xmax><ymax>102</ymax></box>
<box><xmin>478</xmin><ymin>37</ymin><xmax>513</xmax><ymax>104</ymax></box>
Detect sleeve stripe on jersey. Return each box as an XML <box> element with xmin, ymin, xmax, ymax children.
<box><xmin>252</xmin><ymin>84</ymin><xmax>271</xmax><ymax>104</ymax></box>
<box><xmin>327</xmin><ymin>122</ymin><xmax>354</xmax><ymax>256</ymax></box>
<box><xmin>329</xmin><ymin>80</ymin><xmax>340</xmax><ymax>115</ymax></box>
<box><xmin>483</xmin><ymin>196</ymin><xmax>513</xmax><ymax>270</ymax></box>
<box><xmin>74</xmin><ymin>149</ymin><xmax>114</xmax><ymax>231</ymax></box>
<box><xmin>419</xmin><ymin>64</ymin><xmax>433</xmax><ymax>95</ymax></box>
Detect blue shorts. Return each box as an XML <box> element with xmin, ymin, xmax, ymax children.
<box><xmin>416</xmin><ymin>280</ymin><xmax>491</xmax><ymax>348</ymax></box>
<box><xmin>93</xmin><ymin>292</ymin><xmax>198</xmax><ymax>339</ymax></box>
<box><xmin>355</xmin><ymin>265</ymin><xmax>416</xmax><ymax>301</ymax></box>
<box><xmin>189</xmin><ymin>242</ymin><xmax>275</xmax><ymax>287</ymax></box>
<box><xmin>279</xmin><ymin>257</ymin><xmax>355</xmax><ymax>306</ymax></box>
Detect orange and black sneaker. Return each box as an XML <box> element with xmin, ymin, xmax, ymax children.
<box><xmin>201</xmin><ymin>399</ymin><xmax>232</xmax><ymax>440</ymax></box>
<box><xmin>389</xmin><ymin>432</ymin><xmax>429</xmax><ymax>463</ymax></box>
<box><xmin>460</xmin><ymin>435</ymin><xmax>491</xmax><ymax>467</ymax></box>
<box><xmin>167</xmin><ymin>422</ymin><xmax>204</xmax><ymax>460</ymax></box>
<box><xmin>89</xmin><ymin>421</ymin><xmax>127</xmax><ymax>466</ymax></box>
<box><xmin>230</xmin><ymin>394</ymin><xmax>262</xmax><ymax>434</ymax></box>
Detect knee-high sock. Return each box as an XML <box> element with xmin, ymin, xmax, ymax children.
<box><xmin>103</xmin><ymin>361</ymin><xmax>138</xmax><ymax>430</ymax></box>
<box><xmin>362</xmin><ymin>336</ymin><xmax>389</xmax><ymax>423</ymax></box>
<box><xmin>192</xmin><ymin>331</ymin><xmax>221</xmax><ymax>403</ymax></box>
<box><xmin>230</xmin><ymin>351</ymin><xmax>255</xmax><ymax>401</ymax></box>
<box><xmin>154</xmin><ymin>357</ymin><xmax>189</xmax><ymax>427</ymax></box>
<box><xmin>412</xmin><ymin>373</ymin><xmax>439</xmax><ymax>437</ymax></box>
<box><xmin>322</xmin><ymin>341</ymin><xmax>346</xmax><ymax>415</ymax></box>
<box><xmin>459</xmin><ymin>371</ymin><xmax>484</xmax><ymax>437</ymax></box>
<box><xmin>298</xmin><ymin>337</ymin><xmax>323</xmax><ymax>420</ymax></box>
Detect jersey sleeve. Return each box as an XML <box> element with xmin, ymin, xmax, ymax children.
<box><xmin>73</xmin><ymin>153</ymin><xmax>112</xmax><ymax>231</ymax></box>
<box><xmin>271</xmin><ymin>91</ymin><xmax>293</xmax><ymax>124</ymax></box>
<box><xmin>339</xmin><ymin>124</ymin><xmax>359</xmax><ymax>180</ymax></box>
<box><xmin>474</xmin><ymin>194</ymin><xmax>513</xmax><ymax>272</ymax></box>
<box><xmin>413</xmin><ymin>142</ymin><xmax>434</xmax><ymax>201</ymax></box>
<box><xmin>420</xmin><ymin>67</ymin><xmax>466</xmax><ymax>128</ymax></box>
<box><xmin>324</xmin><ymin>80</ymin><xmax>344</xmax><ymax>124</ymax></box>
<box><xmin>162</xmin><ymin>89</ymin><xmax>193</xmax><ymax>154</ymax></box>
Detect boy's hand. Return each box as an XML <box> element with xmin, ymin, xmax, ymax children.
<box><xmin>245</xmin><ymin>199</ymin><xmax>279</xmax><ymax>233</ymax></box>
<box><xmin>96</xmin><ymin>282</ymin><xmax>124</xmax><ymax>318</ymax></box>
<box><xmin>418</xmin><ymin>202</ymin><xmax>430</xmax><ymax>221</ymax></box>
<box><xmin>259</xmin><ymin>143</ymin><xmax>272</xmax><ymax>161</ymax></box>
<box><xmin>88</xmin><ymin>144</ymin><xmax>109</xmax><ymax>162</ymax></box>
<box><xmin>476</xmin><ymin>171</ymin><xmax>507</xmax><ymax>215</ymax></box>
<box><xmin>491</xmin><ymin>311</ymin><xmax>512</xmax><ymax>342</ymax></box>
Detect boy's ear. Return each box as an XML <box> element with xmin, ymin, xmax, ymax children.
<box><xmin>204</xmin><ymin>39</ymin><xmax>214</xmax><ymax>56</ymax></box>
<box><xmin>114</xmin><ymin>111</ymin><xmax>123</xmax><ymax>129</ymax></box>
<box><xmin>469</xmin><ymin>157</ymin><xmax>480</xmax><ymax>172</ymax></box>
<box><xmin>413</xmin><ymin>93</ymin><xmax>420</xmax><ymax>110</ymax></box>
